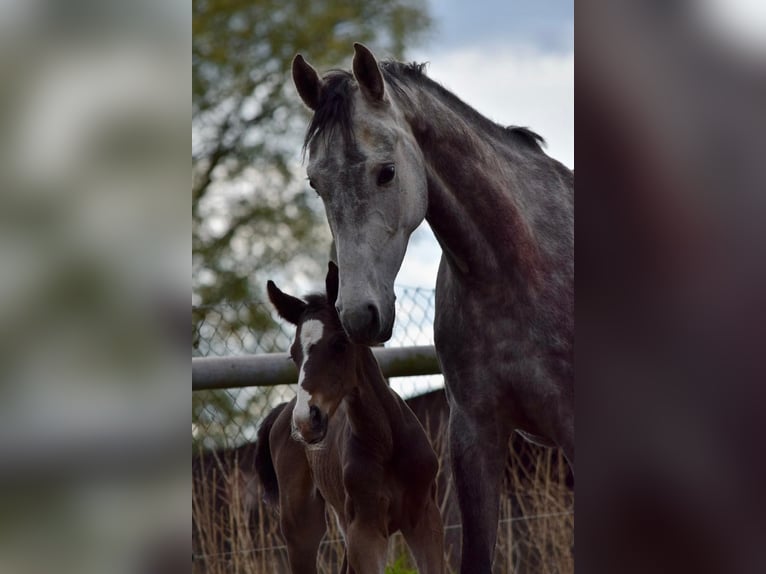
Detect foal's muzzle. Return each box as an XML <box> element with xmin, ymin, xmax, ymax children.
<box><xmin>294</xmin><ymin>405</ymin><xmax>328</xmax><ymax>444</ymax></box>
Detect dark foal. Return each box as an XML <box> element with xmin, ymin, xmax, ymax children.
<box><xmin>255</xmin><ymin>262</ymin><xmax>445</xmax><ymax>574</ymax></box>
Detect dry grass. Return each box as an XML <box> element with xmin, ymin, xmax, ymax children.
<box><xmin>192</xmin><ymin>418</ymin><xmax>573</xmax><ymax>574</ymax></box>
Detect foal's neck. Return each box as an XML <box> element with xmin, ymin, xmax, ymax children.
<box><xmin>344</xmin><ymin>347</ymin><xmax>396</xmax><ymax>458</ymax></box>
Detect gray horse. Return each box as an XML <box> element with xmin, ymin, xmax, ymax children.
<box><xmin>291</xmin><ymin>44</ymin><xmax>573</xmax><ymax>573</ymax></box>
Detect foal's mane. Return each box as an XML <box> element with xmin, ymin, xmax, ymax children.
<box><xmin>302</xmin><ymin>60</ymin><xmax>545</xmax><ymax>154</ymax></box>
<box><xmin>302</xmin><ymin>292</ymin><xmax>330</xmax><ymax>316</ymax></box>
<box><xmin>300</xmin><ymin>293</ymin><xmax>343</xmax><ymax>333</ymax></box>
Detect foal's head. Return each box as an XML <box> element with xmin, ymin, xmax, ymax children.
<box><xmin>267</xmin><ymin>262</ymin><xmax>356</xmax><ymax>444</ymax></box>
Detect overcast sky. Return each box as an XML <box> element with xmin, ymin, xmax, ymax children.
<box><xmin>396</xmin><ymin>1</ymin><xmax>574</xmax><ymax>288</ymax></box>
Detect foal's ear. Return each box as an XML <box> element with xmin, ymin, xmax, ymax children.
<box><xmin>326</xmin><ymin>261</ymin><xmax>339</xmax><ymax>305</ymax></box>
<box><xmin>352</xmin><ymin>43</ymin><xmax>385</xmax><ymax>103</ymax></box>
<box><xmin>267</xmin><ymin>280</ymin><xmax>306</xmax><ymax>325</ymax></box>
<box><xmin>292</xmin><ymin>54</ymin><xmax>323</xmax><ymax>111</ymax></box>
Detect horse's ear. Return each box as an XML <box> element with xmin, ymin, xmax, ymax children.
<box><xmin>292</xmin><ymin>54</ymin><xmax>323</xmax><ymax>111</ymax></box>
<box><xmin>352</xmin><ymin>42</ymin><xmax>385</xmax><ymax>103</ymax></box>
<box><xmin>267</xmin><ymin>280</ymin><xmax>306</xmax><ymax>325</ymax></box>
<box><xmin>326</xmin><ymin>261</ymin><xmax>339</xmax><ymax>305</ymax></box>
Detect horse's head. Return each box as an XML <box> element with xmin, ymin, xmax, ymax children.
<box><xmin>267</xmin><ymin>262</ymin><xmax>356</xmax><ymax>444</ymax></box>
<box><xmin>292</xmin><ymin>43</ymin><xmax>428</xmax><ymax>345</ymax></box>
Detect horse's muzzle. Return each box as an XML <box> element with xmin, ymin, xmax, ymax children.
<box><xmin>339</xmin><ymin>300</ymin><xmax>393</xmax><ymax>344</ymax></box>
<box><xmin>294</xmin><ymin>405</ymin><xmax>328</xmax><ymax>444</ymax></box>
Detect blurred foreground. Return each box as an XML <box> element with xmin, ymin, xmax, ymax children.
<box><xmin>577</xmin><ymin>1</ymin><xmax>766</xmax><ymax>572</ymax></box>
<box><xmin>0</xmin><ymin>1</ymin><xmax>188</xmax><ymax>573</ymax></box>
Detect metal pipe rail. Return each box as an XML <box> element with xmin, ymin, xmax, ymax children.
<box><xmin>192</xmin><ymin>345</ymin><xmax>441</xmax><ymax>391</ymax></box>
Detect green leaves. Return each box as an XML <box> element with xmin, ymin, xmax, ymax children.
<box><xmin>385</xmin><ymin>554</ymin><xmax>418</xmax><ymax>574</ymax></box>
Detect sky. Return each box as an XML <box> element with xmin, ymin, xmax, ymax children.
<box><xmin>395</xmin><ymin>0</ymin><xmax>574</xmax><ymax>289</ymax></box>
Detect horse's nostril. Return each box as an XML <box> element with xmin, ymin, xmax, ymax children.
<box><xmin>366</xmin><ymin>303</ymin><xmax>380</xmax><ymax>332</ymax></box>
<box><xmin>309</xmin><ymin>405</ymin><xmax>322</xmax><ymax>428</ymax></box>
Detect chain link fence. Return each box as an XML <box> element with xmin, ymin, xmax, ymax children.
<box><xmin>192</xmin><ymin>285</ymin><xmax>442</xmax><ymax>449</ymax></box>
<box><xmin>191</xmin><ymin>284</ymin><xmax>575</xmax><ymax>573</ymax></box>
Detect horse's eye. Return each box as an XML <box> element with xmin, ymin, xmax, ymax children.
<box><xmin>377</xmin><ymin>164</ymin><xmax>396</xmax><ymax>185</ymax></box>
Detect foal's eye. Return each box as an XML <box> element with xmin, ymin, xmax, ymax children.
<box><xmin>377</xmin><ymin>164</ymin><xmax>396</xmax><ymax>185</ymax></box>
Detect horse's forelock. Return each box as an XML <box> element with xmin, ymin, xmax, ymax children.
<box><xmin>303</xmin><ymin>71</ymin><xmax>356</xmax><ymax>155</ymax></box>
<box><xmin>302</xmin><ymin>61</ymin><xmax>431</xmax><ymax>157</ymax></box>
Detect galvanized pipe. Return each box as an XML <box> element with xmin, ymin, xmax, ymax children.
<box><xmin>192</xmin><ymin>345</ymin><xmax>441</xmax><ymax>391</ymax></box>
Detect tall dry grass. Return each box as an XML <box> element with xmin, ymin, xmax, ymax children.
<box><xmin>192</xmin><ymin>417</ymin><xmax>573</xmax><ymax>574</ymax></box>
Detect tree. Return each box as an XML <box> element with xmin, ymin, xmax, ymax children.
<box><xmin>192</xmin><ymin>0</ymin><xmax>431</xmax><ymax>446</ymax></box>
<box><xmin>193</xmin><ymin>0</ymin><xmax>430</xmax><ymax>305</ymax></box>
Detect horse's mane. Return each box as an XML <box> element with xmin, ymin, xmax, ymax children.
<box><xmin>303</xmin><ymin>60</ymin><xmax>545</xmax><ymax>154</ymax></box>
<box><xmin>382</xmin><ymin>61</ymin><xmax>546</xmax><ymax>151</ymax></box>
<box><xmin>505</xmin><ymin>125</ymin><xmax>546</xmax><ymax>148</ymax></box>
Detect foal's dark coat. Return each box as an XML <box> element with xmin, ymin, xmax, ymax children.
<box><xmin>255</xmin><ymin>265</ymin><xmax>445</xmax><ymax>574</ymax></box>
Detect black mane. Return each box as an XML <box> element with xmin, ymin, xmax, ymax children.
<box><xmin>506</xmin><ymin>125</ymin><xmax>546</xmax><ymax>149</ymax></box>
<box><xmin>302</xmin><ymin>60</ymin><xmax>545</xmax><ymax>154</ymax></box>
<box><xmin>381</xmin><ymin>61</ymin><xmax>545</xmax><ymax>150</ymax></box>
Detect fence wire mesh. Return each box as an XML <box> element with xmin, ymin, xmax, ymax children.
<box><xmin>192</xmin><ymin>285</ymin><xmax>442</xmax><ymax>449</ymax></box>
<box><xmin>191</xmin><ymin>285</ymin><xmax>575</xmax><ymax>573</ymax></box>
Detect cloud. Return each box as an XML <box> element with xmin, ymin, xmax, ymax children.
<box><xmin>423</xmin><ymin>0</ymin><xmax>573</xmax><ymax>55</ymax></box>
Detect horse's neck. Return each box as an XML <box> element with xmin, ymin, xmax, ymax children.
<box><xmin>344</xmin><ymin>349</ymin><xmax>395</xmax><ymax>458</ymax></box>
<box><xmin>403</xmin><ymin>87</ymin><xmax>551</xmax><ymax>283</ymax></box>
